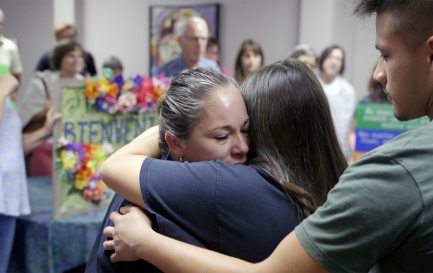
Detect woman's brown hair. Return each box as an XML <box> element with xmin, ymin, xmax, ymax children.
<box><xmin>243</xmin><ymin>58</ymin><xmax>347</xmax><ymax>219</ymax></box>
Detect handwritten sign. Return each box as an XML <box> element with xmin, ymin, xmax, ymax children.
<box><xmin>60</xmin><ymin>87</ymin><xmax>157</xmax><ymax>148</ymax></box>
<box><xmin>52</xmin><ymin>79</ymin><xmax>158</xmax><ymax>218</ymax></box>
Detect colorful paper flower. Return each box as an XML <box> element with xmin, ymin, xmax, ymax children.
<box><xmin>84</xmin><ymin>74</ymin><xmax>170</xmax><ymax>114</ymax></box>
<box><xmin>55</xmin><ymin>140</ymin><xmax>113</xmax><ymax>204</ymax></box>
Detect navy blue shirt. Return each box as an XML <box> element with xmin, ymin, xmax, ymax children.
<box><xmin>141</xmin><ymin>159</ymin><xmax>299</xmax><ymax>260</ymax></box>
<box><xmin>86</xmin><ymin>159</ymin><xmax>299</xmax><ymax>272</ymax></box>
<box><xmin>156</xmin><ymin>57</ymin><xmax>220</xmax><ymax>78</ymax></box>
<box><xmin>85</xmin><ymin>194</ymin><xmax>162</xmax><ymax>273</ymax></box>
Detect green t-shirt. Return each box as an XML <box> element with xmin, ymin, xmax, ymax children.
<box><xmin>296</xmin><ymin>121</ymin><xmax>433</xmax><ymax>272</ymax></box>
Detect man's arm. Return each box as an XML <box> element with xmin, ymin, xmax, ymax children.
<box><xmin>105</xmin><ymin>205</ymin><xmax>327</xmax><ymax>273</ymax></box>
<box><xmin>141</xmin><ymin>230</ymin><xmax>326</xmax><ymax>273</ymax></box>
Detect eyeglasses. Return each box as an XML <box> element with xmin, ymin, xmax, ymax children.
<box><xmin>184</xmin><ymin>36</ymin><xmax>209</xmax><ymax>43</ymax></box>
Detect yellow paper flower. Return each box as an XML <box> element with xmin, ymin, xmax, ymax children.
<box><xmin>60</xmin><ymin>150</ymin><xmax>78</xmax><ymax>171</ymax></box>
<box><xmin>75</xmin><ymin>179</ymin><xmax>89</xmax><ymax>190</ymax></box>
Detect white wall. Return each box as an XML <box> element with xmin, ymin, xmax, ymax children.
<box><xmin>53</xmin><ymin>0</ymin><xmax>74</xmax><ymax>26</ymax></box>
<box><xmin>0</xmin><ymin>0</ymin><xmax>53</xmax><ymax>98</ymax></box>
<box><xmin>80</xmin><ymin>0</ymin><xmax>150</xmax><ymax>77</ymax></box>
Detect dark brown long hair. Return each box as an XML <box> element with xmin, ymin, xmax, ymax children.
<box><xmin>243</xmin><ymin>59</ymin><xmax>347</xmax><ymax>219</ymax></box>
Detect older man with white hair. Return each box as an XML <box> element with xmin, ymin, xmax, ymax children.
<box><xmin>157</xmin><ymin>16</ymin><xmax>220</xmax><ymax>78</ymax></box>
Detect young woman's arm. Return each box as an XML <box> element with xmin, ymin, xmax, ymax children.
<box><xmin>99</xmin><ymin>126</ymin><xmax>160</xmax><ymax>207</ymax></box>
<box><xmin>0</xmin><ymin>74</ymin><xmax>18</xmax><ymax>121</ymax></box>
<box><xmin>104</xmin><ymin>205</ymin><xmax>327</xmax><ymax>273</ymax></box>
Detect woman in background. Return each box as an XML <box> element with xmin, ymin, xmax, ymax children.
<box><xmin>234</xmin><ymin>39</ymin><xmax>264</xmax><ymax>84</ymax></box>
<box><xmin>18</xmin><ymin>40</ymin><xmax>85</xmax><ymax>176</ymax></box>
<box><xmin>318</xmin><ymin>44</ymin><xmax>356</xmax><ymax>162</ymax></box>
<box><xmin>0</xmin><ymin>74</ymin><xmax>59</xmax><ymax>272</ymax></box>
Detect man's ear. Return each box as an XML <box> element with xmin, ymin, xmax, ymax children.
<box><xmin>165</xmin><ymin>132</ymin><xmax>184</xmax><ymax>160</ymax></box>
<box><xmin>177</xmin><ymin>35</ymin><xmax>184</xmax><ymax>46</ymax></box>
<box><xmin>427</xmin><ymin>35</ymin><xmax>433</xmax><ymax>66</ymax></box>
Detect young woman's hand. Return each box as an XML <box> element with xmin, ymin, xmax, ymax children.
<box><xmin>0</xmin><ymin>74</ymin><xmax>19</xmax><ymax>99</ymax></box>
<box><xmin>103</xmin><ymin>205</ymin><xmax>154</xmax><ymax>262</ymax></box>
<box><xmin>43</xmin><ymin>106</ymin><xmax>61</xmax><ymax>134</ymax></box>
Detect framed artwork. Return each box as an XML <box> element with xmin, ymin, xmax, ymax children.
<box><xmin>149</xmin><ymin>3</ymin><xmax>220</xmax><ymax>76</ymax></box>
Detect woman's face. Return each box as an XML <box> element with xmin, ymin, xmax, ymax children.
<box><xmin>61</xmin><ymin>47</ymin><xmax>84</xmax><ymax>76</ymax></box>
<box><xmin>322</xmin><ymin>48</ymin><xmax>343</xmax><ymax>77</ymax></box>
<box><xmin>180</xmin><ymin>85</ymin><xmax>249</xmax><ymax>164</ymax></box>
<box><xmin>241</xmin><ymin>49</ymin><xmax>262</xmax><ymax>76</ymax></box>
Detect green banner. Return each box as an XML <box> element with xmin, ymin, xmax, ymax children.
<box><xmin>355</xmin><ymin>104</ymin><xmax>428</xmax><ymax>131</ymax></box>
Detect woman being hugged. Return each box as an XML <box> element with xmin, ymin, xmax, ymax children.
<box><xmin>86</xmin><ymin>68</ymin><xmax>250</xmax><ymax>273</ymax></box>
